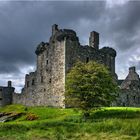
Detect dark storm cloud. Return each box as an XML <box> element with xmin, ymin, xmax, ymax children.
<box><xmin>106</xmin><ymin>1</ymin><xmax>140</xmax><ymax>51</ymax></box>
<box><xmin>0</xmin><ymin>0</ymin><xmax>140</xmax><ymax>88</ymax></box>
<box><xmin>0</xmin><ymin>1</ymin><xmax>106</xmax><ymax>74</ymax></box>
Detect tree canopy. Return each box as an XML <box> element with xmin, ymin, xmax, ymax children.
<box><xmin>65</xmin><ymin>61</ymin><xmax>118</xmax><ymax>112</ymax></box>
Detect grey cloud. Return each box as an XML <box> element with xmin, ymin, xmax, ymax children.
<box><xmin>0</xmin><ymin>1</ymin><xmax>106</xmax><ymax>75</ymax></box>
<box><xmin>102</xmin><ymin>1</ymin><xmax>140</xmax><ymax>51</ymax></box>
<box><xmin>0</xmin><ymin>1</ymin><xmax>140</xmax><ymax>87</ymax></box>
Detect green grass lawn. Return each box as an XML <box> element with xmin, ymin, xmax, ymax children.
<box><xmin>0</xmin><ymin>105</ymin><xmax>140</xmax><ymax>140</ymax></box>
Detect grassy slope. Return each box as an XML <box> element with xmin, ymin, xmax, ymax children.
<box><xmin>0</xmin><ymin>105</ymin><xmax>140</xmax><ymax>140</ymax></box>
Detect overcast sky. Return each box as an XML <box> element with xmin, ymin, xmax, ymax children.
<box><xmin>0</xmin><ymin>0</ymin><xmax>140</xmax><ymax>92</ymax></box>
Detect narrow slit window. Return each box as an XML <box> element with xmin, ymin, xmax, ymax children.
<box><xmin>127</xmin><ymin>95</ymin><xmax>129</xmax><ymax>100</ymax></box>
<box><xmin>27</xmin><ymin>81</ymin><xmax>29</xmax><ymax>87</ymax></box>
<box><xmin>133</xmin><ymin>96</ymin><xmax>136</xmax><ymax>101</ymax></box>
<box><xmin>32</xmin><ymin>79</ymin><xmax>35</xmax><ymax>85</ymax></box>
<box><xmin>86</xmin><ymin>57</ymin><xmax>89</xmax><ymax>63</ymax></box>
<box><xmin>41</xmin><ymin>76</ymin><xmax>43</xmax><ymax>83</ymax></box>
<box><xmin>46</xmin><ymin>60</ymin><xmax>48</xmax><ymax>65</ymax></box>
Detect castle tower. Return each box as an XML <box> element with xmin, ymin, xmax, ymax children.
<box><xmin>89</xmin><ymin>31</ymin><xmax>99</xmax><ymax>50</ymax></box>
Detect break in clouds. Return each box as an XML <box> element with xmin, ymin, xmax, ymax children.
<box><xmin>0</xmin><ymin>0</ymin><xmax>140</xmax><ymax>91</ymax></box>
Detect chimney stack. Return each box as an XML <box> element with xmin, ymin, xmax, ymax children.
<box><xmin>89</xmin><ymin>31</ymin><xmax>99</xmax><ymax>50</ymax></box>
<box><xmin>8</xmin><ymin>81</ymin><xmax>12</xmax><ymax>87</ymax></box>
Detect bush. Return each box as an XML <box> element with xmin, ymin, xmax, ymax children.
<box><xmin>26</xmin><ymin>113</ymin><xmax>38</xmax><ymax>121</ymax></box>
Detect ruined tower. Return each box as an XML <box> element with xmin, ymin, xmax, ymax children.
<box><xmin>11</xmin><ymin>24</ymin><xmax>117</xmax><ymax>108</ymax></box>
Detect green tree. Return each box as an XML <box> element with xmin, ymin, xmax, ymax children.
<box><xmin>65</xmin><ymin>61</ymin><xmax>118</xmax><ymax>119</ymax></box>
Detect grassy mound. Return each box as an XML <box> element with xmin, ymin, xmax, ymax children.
<box><xmin>0</xmin><ymin>105</ymin><xmax>140</xmax><ymax>140</ymax></box>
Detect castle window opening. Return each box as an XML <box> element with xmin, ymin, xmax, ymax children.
<box><xmin>46</xmin><ymin>60</ymin><xmax>48</xmax><ymax>65</ymax></box>
<box><xmin>0</xmin><ymin>89</ymin><xmax>2</xmax><ymax>92</ymax></box>
<box><xmin>41</xmin><ymin>76</ymin><xmax>44</xmax><ymax>83</ymax></box>
<box><xmin>27</xmin><ymin>81</ymin><xmax>29</xmax><ymax>87</ymax></box>
<box><xmin>86</xmin><ymin>57</ymin><xmax>89</xmax><ymax>63</ymax></box>
<box><xmin>46</xmin><ymin>50</ymin><xmax>48</xmax><ymax>56</ymax></box>
<box><xmin>49</xmin><ymin>78</ymin><xmax>51</xmax><ymax>83</ymax></box>
<box><xmin>0</xmin><ymin>98</ymin><xmax>2</xmax><ymax>100</ymax></box>
<box><xmin>32</xmin><ymin>79</ymin><xmax>35</xmax><ymax>85</ymax></box>
<box><xmin>133</xmin><ymin>96</ymin><xmax>136</xmax><ymax>101</ymax></box>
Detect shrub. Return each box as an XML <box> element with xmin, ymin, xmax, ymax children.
<box><xmin>26</xmin><ymin>113</ymin><xmax>38</xmax><ymax>121</ymax></box>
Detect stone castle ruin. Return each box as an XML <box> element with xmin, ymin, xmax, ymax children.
<box><xmin>117</xmin><ymin>67</ymin><xmax>140</xmax><ymax>106</ymax></box>
<box><xmin>0</xmin><ymin>24</ymin><xmax>140</xmax><ymax>107</ymax></box>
